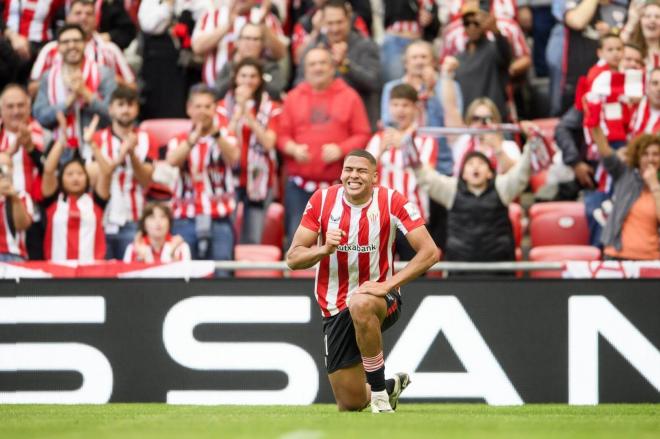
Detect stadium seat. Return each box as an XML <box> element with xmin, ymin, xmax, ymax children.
<box><xmin>529</xmin><ymin>170</ymin><xmax>548</xmax><ymax>194</ymax></box>
<box><xmin>234</xmin><ymin>202</ymin><xmax>244</xmax><ymax>241</ymax></box>
<box><xmin>508</xmin><ymin>202</ymin><xmax>522</xmax><ymax>248</ymax></box>
<box><xmin>139</xmin><ymin>119</ymin><xmax>192</xmax><ymax>147</ymax></box>
<box><xmin>529</xmin><ymin>245</ymin><xmax>601</xmax><ymax>278</ymax></box>
<box><xmin>528</xmin><ymin>201</ymin><xmax>585</xmax><ymax>220</ymax></box>
<box><xmin>234</xmin><ymin>244</ymin><xmax>282</xmax><ymax>278</ymax></box>
<box><xmin>261</xmin><ymin>202</ymin><xmax>285</xmax><ymax>248</ymax></box>
<box><xmin>529</xmin><ymin>210</ymin><xmax>590</xmax><ymax>247</ymax></box>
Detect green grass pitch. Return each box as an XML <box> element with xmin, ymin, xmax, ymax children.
<box><xmin>1</xmin><ymin>404</ymin><xmax>658</xmax><ymax>439</ymax></box>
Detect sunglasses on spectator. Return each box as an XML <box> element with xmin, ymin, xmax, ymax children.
<box><xmin>470</xmin><ymin>115</ymin><xmax>493</xmax><ymax>124</ymax></box>
<box><xmin>463</xmin><ymin>20</ymin><xmax>480</xmax><ymax>28</ymax></box>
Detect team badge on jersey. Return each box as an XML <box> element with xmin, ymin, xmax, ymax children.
<box><xmin>404</xmin><ymin>202</ymin><xmax>421</xmax><ymax>221</ymax></box>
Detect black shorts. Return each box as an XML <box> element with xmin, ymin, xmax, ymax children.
<box><xmin>322</xmin><ymin>292</ymin><xmax>402</xmax><ymax>374</ymax></box>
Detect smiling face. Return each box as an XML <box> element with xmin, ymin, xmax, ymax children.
<box><xmin>461</xmin><ymin>155</ymin><xmax>494</xmax><ymax>189</ymax></box>
<box><xmin>323</xmin><ymin>5</ymin><xmax>350</xmax><ymax>45</ymax></box>
<box><xmin>341</xmin><ymin>155</ymin><xmax>377</xmax><ymax>205</ymax></box>
<box><xmin>235</xmin><ymin>64</ymin><xmax>262</xmax><ymax>94</ymax></box>
<box><xmin>58</xmin><ymin>28</ymin><xmax>85</xmax><ymax>65</ymax></box>
<box><xmin>0</xmin><ymin>86</ymin><xmax>30</xmax><ymax>132</ymax></box>
<box><xmin>641</xmin><ymin>4</ymin><xmax>660</xmax><ymax>41</ymax></box>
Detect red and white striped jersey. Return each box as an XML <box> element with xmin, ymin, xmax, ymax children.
<box><xmin>93</xmin><ymin>127</ymin><xmax>156</xmax><ymax>229</ymax></box>
<box><xmin>123</xmin><ymin>235</ymin><xmax>191</xmax><ymax>263</ymax></box>
<box><xmin>629</xmin><ymin>97</ymin><xmax>660</xmax><ymax>137</ymax></box>
<box><xmin>0</xmin><ymin>192</ymin><xmax>34</xmax><ymax>258</ymax></box>
<box><xmin>2</xmin><ymin>0</ymin><xmax>65</xmax><ymax>43</ymax></box>
<box><xmin>30</xmin><ymin>34</ymin><xmax>135</xmax><ymax>83</ymax></box>
<box><xmin>447</xmin><ymin>0</ymin><xmax>517</xmax><ymax>21</ymax></box>
<box><xmin>300</xmin><ymin>184</ymin><xmax>425</xmax><ymax>317</ymax></box>
<box><xmin>441</xmin><ymin>17</ymin><xmax>529</xmax><ymax>60</ymax></box>
<box><xmin>0</xmin><ymin>119</ymin><xmax>44</xmax><ymax>197</ymax></box>
<box><xmin>167</xmin><ymin>132</ymin><xmax>237</xmax><ymax>220</ymax></box>
<box><xmin>193</xmin><ymin>5</ymin><xmax>287</xmax><ymax>86</ymax></box>
<box><xmin>43</xmin><ymin>191</ymin><xmax>107</xmax><ymax>262</ymax></box>
<box><xmin>366</xmin><ymin>132</ymin><xmax>437</xmax><ymax>221</ymax></box>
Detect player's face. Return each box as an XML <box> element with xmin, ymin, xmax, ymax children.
<box><xmin>641</xmin><ymin>5</ymin><xmax>660</xmax><ymax>41</ymax></box>
<box><xmin>649</xmin><ymin>70</ymin><xmax>660</xmax><ymax>108</ymax></box>
<box><xmin>61</xmin><ymin>161</ymin><xmax>88</xmax><ymax>196</ymax></box>
<box><xmin>109</xmin><ymin>98</ymin><xmax>139</xmax><ymax>128</ymax></box>
<box><xmin>404</xmin><ymin>44</ymin><xmax>432</xmax><ymax>77</ymax></box>
<box><xmin>462</xmin><ymin>156</ymin><xmax>493</xmax><ymax>188</ymax></box>
<box><xmin>341</xmin><ymin>155</ymin><xmax>377</xmax><ymax>204</ymax></box>
<box><xmin>639</xmin><ymin>143</ymin><xmax>660</xmax><ymax>172</ymax></box>
<box><xmin>621</xmin><ymin>46</ymin><xmax>643</xmax><ymax>71</ymax></box>
<box><xmin>186</xmin><ymin>93</ymin><xmax>217</xmax><ymax>131</ymax></box>
<box><xmin>144</xmin><ymin>207</ymin><xmax>170</xmax><ymax>241</ymax></box>
<box><xmin>67</xmin><ymin>4</ymin><xmax>96</xmax><ymax>36</ymax></box>
<box><xmin>0</xmin><ymin>88</ymin><xmax>30</xmax><ymax>131</ymax></box>
<box><xmin>598</xmin><ymin>37</ymin><xmax>623</xmax><ymax>69</ymax></box>
<box><xmin>389</xmin><ymin>98</ymin><xmax>417</xmax><ymax>130</ymax></box>
<box><xmin>323</xmin><ymin>7</ymin><xmax>350</xmax><ymax>44</ymax></box>
<box><xmin>58</xmin><ymin>29</ymin><xmax>85</xmax><ymax>65</ymax></box>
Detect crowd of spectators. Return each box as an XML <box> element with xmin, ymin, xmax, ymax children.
<box><xmin>0</xmin><ymin>0</ymin><xmax>659</xmax><ymax>270</ymax></box>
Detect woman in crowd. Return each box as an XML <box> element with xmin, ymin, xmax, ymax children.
<box><xmin>123</xmin><ymin>202</ymin><xmax>191</xmax><ymax>262</ymax></box>
<box><xmin>216</xmin><ymin>58</ymin><xmax>280</xmax><ymax>244</ymax></box>
<box><xmin>625</xmin><ymin>0</ymin><xmax>660</xmax><ymax>70</ymax></box>
<box><xmin>41</xmin><ymin>115</ymin><xmax>112</xmax><ymax>261</ymax></box>
<box><xmin>591</xmin><ymin>127</ymin><xmax>660</xmax><ymax>260</ymax></box>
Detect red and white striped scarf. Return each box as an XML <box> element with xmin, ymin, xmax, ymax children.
<box><xmin>629</xmin><ymin>96</ymin><xmax>660</xmax><ymax>137</ymax></box>
<box><xmin>47</xmin><ymin>58</ymin><xmax>100</xmax><ymax>145</ymax></box>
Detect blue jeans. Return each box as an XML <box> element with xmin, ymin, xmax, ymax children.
<box><xmin>172</xmin><ymin>218</ymin><xmax>235</xmax><ymax>273</ymax></box>
<box><xmin>380</xmin><ymin>34</ymin><xmax>412</xmax><ymax>84</ymax></box>
<box><xmin>0</xmin><ymin>253</ymin><xmax>25</xmax><ymax>262</ymax></box>
<box><xmin>546</xmin><ymin>23</ymin><xmax>565</xmax><ymax>116</ymax></box>
<box><xmin>236</xmin><ymin>188</ymin><xmax>269</xmax><ymax>245</ymax></box>
<box><xmin>584</xmin><ymin>190</ymin><xmax>609</xmax><ymax>247</ymax></box>
<box><xmin>531</xmin><ymin>6</ymin><xmax>555</xmax><ymax>78</ymax></box>
<box><xmin>105</xmin><ymin>222</ymin><xmax>138</xmax><ymax>260</ymax></box>
<box><xmin>284</xmin><ymin>180</ymin><xmax>315</xmax><ymax>249</ymax></box>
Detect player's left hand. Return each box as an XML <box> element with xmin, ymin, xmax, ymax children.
<box><xmin>355</xmin><ymin>281</ymin><xmax>389</xmax><ymax>297</ymax></box>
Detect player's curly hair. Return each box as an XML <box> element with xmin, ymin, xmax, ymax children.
<box><xmin>625</xmin><ymin>133</ymin><xmax>660</xmax><ymax>169</ymax></box>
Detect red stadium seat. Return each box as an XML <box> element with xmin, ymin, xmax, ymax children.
<box><xmin>528</xmin><ymin>201</ymin><xmax>585</xmax><ymax>220</ymax></box>
<box><xmin>508</xmin><ymin>202</ymin><xmax>522</xmax><ymax>248</ymax></box>
<box><xmin>234</xmin><ymin>244</ymin><xmax>282</xmax><ymax>278</ymax></box>
<box><xmin>529</xmin><ymin>245</ymin><xmax>601</xmax><ymax>278</ymax></box>
<box><xmin>261</xmin><ymin>202</ymin><xmax>285</xmax><ymax>248</ymax></box>
<box><xmin>529</xmin><ymin>170</ymin><xmax>548</xmax><ymax>194</ymax></box>
<box><xmin>234</xmin><ymin>202</ymin><xmax>243</xmax><ymax>241</ymax></box>
<box><xmin>529</xmin><ymin>210</ymin><xmax>590</xmax><ymax>247</ymax></box>
<box><xmin>139</xmin><ymin>119</ymin><xmax>192</xmax><ymax>147</ymax></box>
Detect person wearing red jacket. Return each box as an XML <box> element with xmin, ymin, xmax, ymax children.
<box><xmin>277</xmin><ymin>46</ymin><xmax>371</xmax><ymax>246</ymax></box>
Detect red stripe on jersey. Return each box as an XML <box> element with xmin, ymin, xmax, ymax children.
<box><xmin>0</xmin><ymin>204</ymin><xmax>9</xmax><ymax>253</ymax></box>
<box><xmin>93</xmin><ymin>202</ymin><xmax>106</xmax><ymax>259</ymax></box>
<box><xmin>316</xmin><ymin>186</ymin><xmax>339</xmax><ymax>317</ymax></box>
<box><xmin>67</xmin><ymin>196</ymin><xmax>81</xmax><ymax>260</ymax></box>
<box><xmin>334</xmin><ymin>199</ymin><xmax>352</xmax><ymax>312</ymax></box>
<box><xmin>377</xmin><ymin>188</ymin><xmax>391</xmax><ymax>282</ymax></box>
<box><xmin>357</xmin><ymin>204</ymin><xmax>371</xmax><ymax>286</ymax></box>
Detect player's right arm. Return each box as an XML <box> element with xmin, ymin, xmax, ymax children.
<box><xmin>286</xmin><ymin>227</ymin><xmax>344</xmax><ymax>270</ymax></box>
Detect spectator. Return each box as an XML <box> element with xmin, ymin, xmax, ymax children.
<box><xmin>166</xmin><ymin>85</ymin><xmax>239</xmax><ymax>264</ymax></box>
<box><xmin>123</xmin><ymin>202</ymin><xmax>191</xmax><ymax>262</ymax></box>
<box><xmin>379</xmin><ymin>0</ymin><xmax>440</xmax><ymax>84</ymax></box>
<box><xmin>591</xmin><ymin>127</ymin><xmax>660</xmax><ymax>260</ymax></box>
<box><xmin>138</xmin><ymin>0</ymin><xmax>202</xmax><ymax>119</ymax></box>
<box><xmin>1</xmin><ymin>0</ymin><xmax>64</xmax><ymax>83</ymax></box>
<box><xmin>453</xmin><ymin>6</ymin><xmax>513</xmax><ymax>120</ymax></box>
<box><xmin>90</xmin><ymin>85</ymin><xmax>155</xmax><ymax>260</ymax></box>
<box><xmin>547</xmin><ymin>0</ymin><xmax>567</xmax><ymax>116</ymax></box>
<box><xmin>41</xmin><ymin>115</ymin><xmax>113</xmax><ymax>261</ymax></box>
<box><xmin>630</xmin><ymin>67</ymin><xmax>660</xmax><ymax>136</ymax></box>
<box><xmin>554</xmin><ymin>106</ymin><xmax>593</xmax><ymax>198</ymax></box>
<box><xmin>623</xmin><ymin>0</ymin><xmax>660</xmax><ymax>70</ymax></box>
<box><xmin>277</xmin><ymin>47</ymin><xmax>370</xmax><ymax>245</ymax></box>
<box><xmin>446</xmin><ymin>0</ymin><xmax>518</xmax><ymax>21</ymax></box>
<box><xmin>214</xmin><ymin>23</ymin><xmax>285</xmax><ymax>100</ymax></box>
<box><xmin>518</xmin><ymin>0</ymin><xmax>556</xmax><ymax>78</ymax></box>
<box><xmin>561</xmin><ymin>0</ymin><xmax>628</xmax><ymax>114</ymax></box>
<box><xmin>450</xmin><ymin>97</ymin><xmax>521</xmax><ymax>176</ymax></box>
<box><xmin>366</xmin><ymin>83</ymin><xmax>437</xmax><ymax>260</ymax></box>
<box><xmin>33</xmin><ymin>24</ymin><xmax>116</xmax><ymax>150</ymax></box>
<box><xmin>0</xmin><ymin>22</ymin><xmax>20</xmax><ymax>89</ymax></box>
<box><xmin>296</xmin><ymin>0</ymin><xmax>381</xmax><ymax>129</ymax></box>
<box><xmin>95</xmin><ymin>0</ymin><xmax>138</xmax><ymax>50</ymax></box>
<box><xmin>216</xmin><ymin>58</ymin><xmax>281</xmax><ymax>244</ymax></box>
<box><xmin>409</xmin><ymin>121</ymin><xmax>538</xmax><ymax>271</ymax></box>
<box><xmin>291</xmin><ymin>0</ymin><xmax>370</xmax><ymax>65</ymax></box>
<box><xmin>192</xmin><ymin>0</ymin><xmax>288</xmax><ymax>87</ymax></box>
<box><xmin>30</xmin><ymin>0</ymin><xmax>135</xmax><ymax>96</ymax></box>
<box><xmin>0</xmin><ymin>152</ymin><xmax>34</xmax><ymax>262</ymax></box>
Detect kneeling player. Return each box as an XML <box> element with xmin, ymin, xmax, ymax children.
<box><xmin>286</xmin><ymin>149</ymin><xmax>439</xmax><ymax>413</ymax></box>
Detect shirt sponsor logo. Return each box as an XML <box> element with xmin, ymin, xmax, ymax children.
<box><xmin>336</xmin><ymin>243</ymin><xmax>377</xmax><ymax>253</ymax></box>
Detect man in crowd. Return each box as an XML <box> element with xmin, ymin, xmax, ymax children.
<box><xmin>278</xmin><ymin>47</ymin><xmax>370</xmax><ymax>246</ymax></box>
<box><xmin>33</xmin><ymin>23</ymin><xmax>116</xmax><ymax>149</ymax></box>
<box><xmin>166</xmin><ymin>85</ymin><xmax>239</xmax><ymax>267</ymax></box>
<box><xmin>630</xmin><ymin>68</ymin><xmax>660</xmax><ymax>136</ymax></box>
<box><xmin>296</xmin><ymin>0</ymin><xmax>381</xmax><ymax>129</ymax></box>
<box><xmin>286</xmin><ymin>149</ymin><xmax>438</xmax><ymax>412</ymax></box>
<box><xmin>192</xmin><ymin>0</ymin><xmax>288</xmax><ymax>87</ymax></box>
<box><xmin>0</xmin><ymin>151</ymin><xmax>34</xmax><ymax>262</ymax></box>
<box><xmin>30</xmin><ymin>0</ymin><xmax>135</xmax><ymax>95</ymax></box>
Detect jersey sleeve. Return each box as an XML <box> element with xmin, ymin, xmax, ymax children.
<box><xmin>299</xmin><ymin>189</ymin><xmax>323</xmax><ymax>232</ymax></box>
<box><xmin>390</xmin><ymin>190</ymin><xmax>425</xmax><ymax>235</ymax></box>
